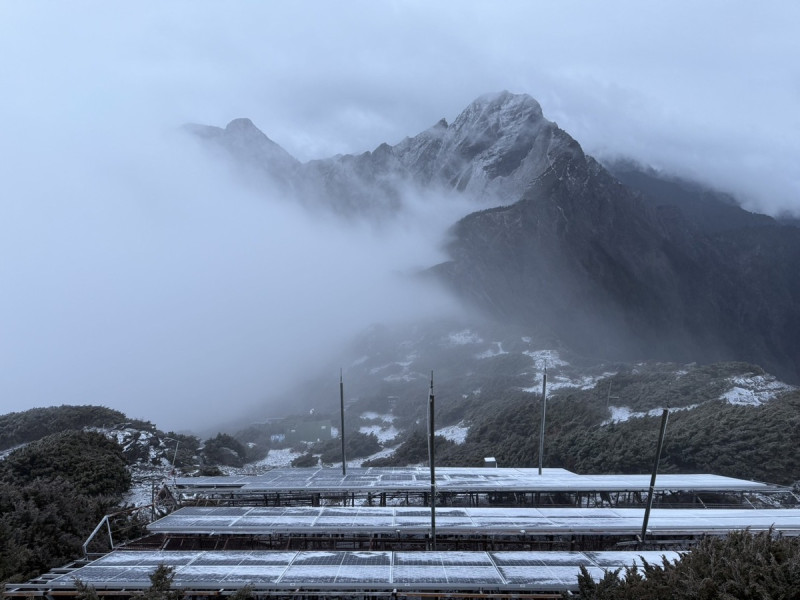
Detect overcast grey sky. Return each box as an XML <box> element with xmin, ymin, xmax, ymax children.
<box><xmin>1</xmin><ymin>1</ymin><xmax>798</xmax><ymax>431</ymax></box>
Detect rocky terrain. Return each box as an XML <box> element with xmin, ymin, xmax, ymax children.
<box><xmin>190</xmin><ymin>92</ymin><xmax>800</xmax><ymax>386</ymax></box>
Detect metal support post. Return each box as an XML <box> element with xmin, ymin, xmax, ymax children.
<box><xmin>340</xmin><ymin>369</ymin><xmax>346</xmax><ymax>476</ymax></box>
<box><xmin>538</xmin><ymin>367</ymin><xmax>547</xmax><ymax>475</ymax></box>
<box><xmin>641</xmin><ymin>409</ymin><xmax>669</xmax><ymax>544</ymax></box>
<box><xmin>428</xmin><ymin>371</ymin><xmax>436</xmax><ymax>550</ymax></box>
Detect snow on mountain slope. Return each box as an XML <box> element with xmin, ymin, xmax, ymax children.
<box><xmin>721</xmin><ymin>374</ymin><xmax>795</xmax><ymax>406</ymax></box>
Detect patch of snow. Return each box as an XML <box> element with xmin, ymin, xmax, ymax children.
<box><xmin>521</xmin><ymin>336</ymin><xmax>532</xmax><ymax>343</ymax></box>
<box><xmin>723</xmin><ymin>387</ymin><xmax>760</xmax><ymax>406</ymax></box>
<box><xmin>263</xmin><ymin>447</ymin><xmax>305</xmax><ymax>467</ymax></box>
<box><xmin>436</xmin><ymin>422</ymin><xmax>469</xmax><ymax>444</ymax></box>
<box><xmin>360</xmin><ymin>412</ymin><xmax>395</xmax><ymax>423</ymax></box>
<box><xmin>446</xmin><ymin>329</ymin><xmax>483</xmax><ymax>345</ymax></box>
<box><xmin>359</xmin><ymin>424</ymin><xmax>400</xmax><ymax>444</ymax></box>
<box><xmin>322</xmin><ymin>444</ymin><xmax>401</xmax><ymax>470</ymax></box>
<box><xmin>606</xmin><ymin>406</ymin><xmax>633</xmax><ymax>423</ymax></box>
<box><xmin>0</xmin><ymin>444</ymin><xmax>25</xmax><ymax>461</ymax></box>
<box><xmin>721</xmin><ymin>375</ymin><xmax>794</xmax><ymax>406</ymax></box>
<box><xmin>123</xmin><ymin>471</ymin><xmax>169</xmax><ymax>507</ymax></box>
<box><xmin>521</xmin><ymin>371</ymin><xmax>617</xmax><ymax>393</ymax></box>
<box><xmin>475</xmin><ymin>342</ymin><xmax>507</xmax><ymax>359</ymax></box>
<box><xmin>604</xmin><ymin>404</ymin><xmax>700</xmax><ymax>425</ymax></box>
<box><xmin>523</xmin><ymin>349</ymin><xmax>569</xmax><ymax>369</ymax></box>
<box><xmin>218</xmin><ymin>446</ymin><xmax>310</xmax><ymax>475</ymax></box>
<box><xmin>354</xmin><ymin>444</ymin><xmax>399</xmax><ymax>466</ymax></box>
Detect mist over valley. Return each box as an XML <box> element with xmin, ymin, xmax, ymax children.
<box><xmin>2</xmin><ymin>1</ymin><xmax>799</xmax><ymax>445</ymax></box>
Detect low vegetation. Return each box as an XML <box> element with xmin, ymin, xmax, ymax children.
<box><xmin>201</xmin><ymin>433</ymin><xmax>248</xmax><ymax>467</ymax></box>
<box><xmin>0</xmin><ymin>405</ymin><xmax>127</xmax><ymax>451</ymax></box>
<box><xmin>0</xmin><ymin>430</ymin><xmax>131</xmax><ymax>584</ymax></box>
<box><xmin>366</xmin><ymin>365</ymin><xmax>800</xmax><ymax>486</ymax></box>
<box><xmin>577</xmin><ymin>529</ymin><xmax>800</xmax><ymax>598</ymax></box>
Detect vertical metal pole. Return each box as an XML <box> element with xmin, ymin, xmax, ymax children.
<box><xmin>340</xmin><ymin>369</ymin><xmax>346</xmax><ymax>476</ymax></box>
<box><xmin>172</xmin><ymin>440</ymin><xmax>180</xmax><ymax>471</ymax></box>
<box><xmin>428</xmin><ymin>371</ymin><xmax>436</xmax><ymax>550</ymax></box>
<box><xmin>105</xmin><ymin>516</ymin><xmax>114</xmax><ymax>549</ymax></box>
<box><xmin>538</xmin><ymin>367</ymin><xmax>547</xmax><ymax>475</ymax></box>
<box><xmin>641</xmin><ymin>409</ymin><xmax>669</xmax><ymax>544</ymax></box>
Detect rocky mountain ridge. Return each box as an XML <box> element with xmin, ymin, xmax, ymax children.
<box><xmin>188</xmin><ymin>91</ymin><xmax>800</xmax><ymax>383</ymax></box>
<box><xmin>188</xmin><ymin>91</ymin><xmax>577</xmax><ymax>216</ymax></box>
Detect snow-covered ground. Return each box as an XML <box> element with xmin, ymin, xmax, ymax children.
<box><xmin>521</xmin><ymin>371</ymin><xmax>617</xmax><ymax>393</ymax></box>
<box><xmin>523</xmin><ymin>349</ymin><xmax>569</xmax><ymax>370</ymax></box>
<box><xmin>604</xmin><ymin>404</ymin><xmax>700</xmax><ymax>424</ymax></box>
<box><xmin>360</xmin><ymin>412</ymin><xmax>395</xmax><ymax>422</ymax></box>
<box><xmin>721</xmin><ymin>374</ymin><xmax>794</xmax><ymax>406</ymax></box>
<box><xmin>350</xmin><ymin>444</ymin><xmax>400</xmax><ymax>466</ymax></box>
<box><xmin>124</xmin><ymin>467</ymin><xmax>174</xmax><ymax>507</ymax></box>
<box><xmin>0</xmin><ymin>444</ymin><xmax>24</xmax><ymax>461</ymax></box>
<box><xmin>435</xmin><ymin>422</ymin><xmax>469</xmax><ymax>444</ymax></box>
<box><xmin>359</xmin><ymin>424</ymin><xmax>400</xmax><ymax>443</ymax></box>
<box><xmin>358</xmin><ymin>412</ymin><xmax>399</xmax><ymax>444</ymax></box>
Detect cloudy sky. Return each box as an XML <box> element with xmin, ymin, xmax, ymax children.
<box><xmin>1</xmin><ymin>1</ymin><xmax>798</xmax><ymax>431</ymax></box>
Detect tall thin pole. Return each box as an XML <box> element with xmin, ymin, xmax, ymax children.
<box><xmin>538</xmin><ymin>367</ymin><xmax>547</xmax><ymax>475</ymax></box>
<box><xmin>641</xmin><ymin>409</ymin><xmax>669</xmax><ymax>544</ymax></box>
<box><xmin>340</xmin><ymin>369</ymin><xmax>346</xmax><ymax>476</ymax></box>
<box><xmin>428</xmin><ymin>371</ymin><xmax>436</xmax><ymax>550</ymax></box>
<box><xmin>171</xmin><ymin>440</ymin><xmax>180</xmax><ymax>471</ymax></box>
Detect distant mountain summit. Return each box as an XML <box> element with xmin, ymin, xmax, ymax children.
<box><xmin>185</xmin><ymin>118</ymin><xmax>300</xmax><ymax>190</ymax></box>
<box><xmin>188</xmin><ymin>92</ymin><xmax>800</xmax><ymax>383</ymax></box>
<box><xmin>187</xmin><ymin>92</ymin><xmax>577</xmax><ymax>215</ymax></box>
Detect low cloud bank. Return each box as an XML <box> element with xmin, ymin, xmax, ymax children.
<box><xmin>0</xmin><ymin>120</ymin><xmax>465</xmax><ymax>432</ymax></box>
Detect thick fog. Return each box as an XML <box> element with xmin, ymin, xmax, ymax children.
<box><xmin>0</xmin><ymin>120</ymin><xmax>468</xmax><ymax>431</ymax></box>
<box><xmin>2</xmin><ymin>1</ymin><xmax>798</xmax><ymax>431</ymax></box>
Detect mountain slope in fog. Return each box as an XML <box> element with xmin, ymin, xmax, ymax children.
<box><xmin>189</xmin><ymin>91</ymin><xmax>800</xmax><ymax>383</ymax></box>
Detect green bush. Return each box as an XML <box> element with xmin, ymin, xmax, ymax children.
<box><xmin>1</xmin><ymin>430</ymin><xmax>130</xmax><ymax>496</ymax></box>
<box><xmin>0</xmin><ymin>431</ymin><xmax>130</xmax><ymax>584</ymax></box>
<box><xmin>577</xmin><ymin>529</ymin><xmax>800</xmax><ymax>599</ymax></box>
<box><xmin>201</xmin><ymin>433</ymin><xmax>247</xmax><ymax>467</ymax></box>
<box><xmin>291</xmin><ymin>452</ymin><xmax>318</xmax><ymax>468</ymax></box>
<box><xmin>0</xmin><ymin>405</ymin><xmax>127</xmax><ymax>451</ymax></box>
<box><xmin>316</xmin><ymin>431</ymin><xmax>382</xmax><ymax>464</ymax></box>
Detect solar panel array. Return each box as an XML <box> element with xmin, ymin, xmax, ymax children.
<box><xmin>45</xmin><ymin>550</ymin><xmax>681</xmax><ymax>592</ymax></box>
<box><xmin>148</xmin><ymin>506</ymin><xmax>800</xmax><ymax>536</ymax></box>
<box><xmin>173</xmin><ymin>467</ymin><xmax>777</xmax><ymax>494</ymax></box>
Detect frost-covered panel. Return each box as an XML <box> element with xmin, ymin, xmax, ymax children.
<box><xmin>334</xmin><ymin>566</ymin><xmax>391</xmax><ymax>583</ymax></box>
<box><xmin>222</xmin><ymin>566</ymin><xmax>285</xmax><ymax>583</ymax></box>
<box><xmin>392</xmin><ymin>565</ymin><xmax>447</xmax><ymax>583</ymax></box>
<box><xmin>444</xmin><ymin>566</ymin><xmax>502</xmax><ymax>584</ymax></box>
<box><xmin>280</xmin><ymin>566</ymin><xmax>340</xmax><ymax>583</ymax></box>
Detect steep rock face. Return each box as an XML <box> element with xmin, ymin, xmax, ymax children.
<box><xmin>433</xmin><ymin>146</ymin><xmax>800</xmax><ymax>381</ymax></box>
<box><xmin>432</xmin><ymin>154</ymin><xmax>734</xmax><ymax>363</ymax></box>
